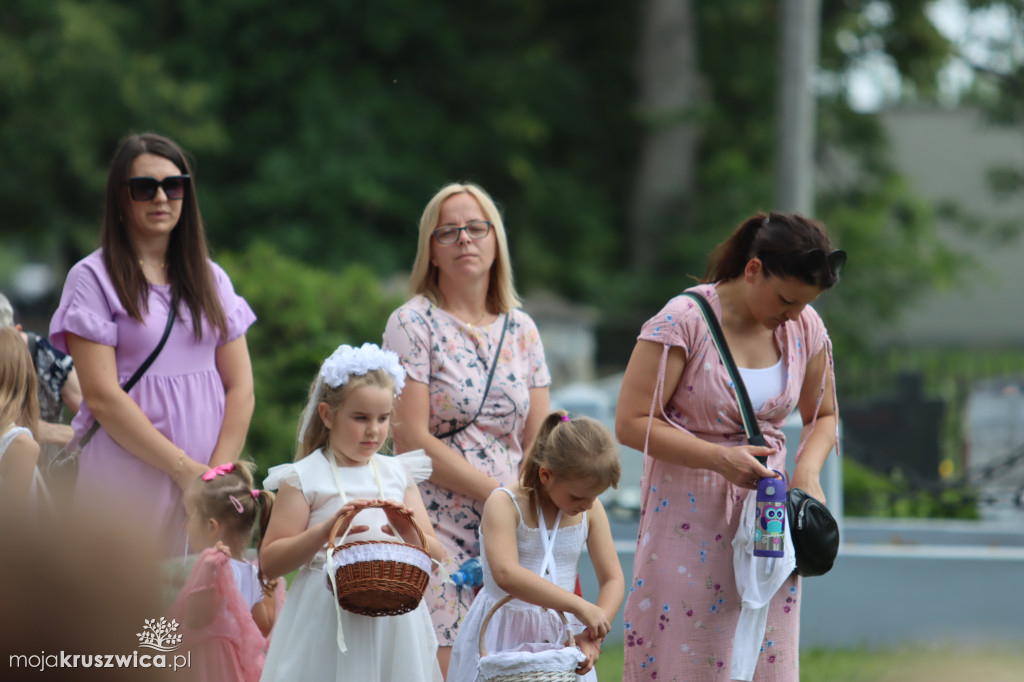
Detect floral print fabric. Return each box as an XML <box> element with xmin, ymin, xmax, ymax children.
<box><xmin>623</xmin><ymin>284</ymin><xmax>833</xmax><ymax>682</ymax></box>
<box><xmin>383</xmin><ymin>295</ymin><xmax>551</xmax><ymax>646</ymax></box>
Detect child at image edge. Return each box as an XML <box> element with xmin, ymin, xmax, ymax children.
<box><xmin>259</xmin><ymin>343</ymin><xmax>444</xmax><ymax>681</ymax></box>
<box><xmin>0</xmin><ymin>327</ymin><xmax>45</xmax><ymax>507</ymax></box>
<box><xmin>166</xmin><ymin>461</ymin><xmax>284</xmax><ymax>682</ymax></box>
<box><xmin>448</xmin><ymin>410</ymin><xmax>625</xmax><ymax>681</ymax></box>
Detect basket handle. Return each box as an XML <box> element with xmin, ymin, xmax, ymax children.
<box><xmin>478</xmin><ymin>594</ymin><xmax>575</xmax><ymax>658</ymax></box>
<box><xmin>326</xmin><ymin>500</ymin><xmax>428</xmax><ymax>551</ymax></box>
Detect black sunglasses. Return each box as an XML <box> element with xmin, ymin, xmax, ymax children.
<box><xmin>805</xmin><ymin>248</ymin><xmax>847</xmax><ymax>277</ymax></box>
<box><xmin>759</xmin><ymin>248</ymin><xmax>847</xmax><ymax>279</ymax></box>
<box><xmin>126</xmin><ymin>175</ymin><xmax>190</xmax><ymax>201</ymax></box>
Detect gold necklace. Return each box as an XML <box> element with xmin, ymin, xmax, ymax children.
<box><xmin>466</xmin><ymin>309</ymin><xmax>489</xmax><ymax>328</ymax></box>
<box><xmin>139</xmin><ymin>260</ymin><xmax>167</xmax><ymax>269</ymax></box>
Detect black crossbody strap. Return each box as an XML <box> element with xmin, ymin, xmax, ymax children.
<box><xmin>682</xmin><ymin>291</ymin><xmax>768</xmax><ymax>461</ymax></box>
<box><xmin>435</xmin><ymin>312</ymin><xmax>511</xmax><ymax>441</ymax></box>
<box><xmin>76</xmin><ymin>298</ymin><xmax>178</xmax><ymax>449</ymax></box>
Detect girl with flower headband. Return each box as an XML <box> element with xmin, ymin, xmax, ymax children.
<box><xmin>448</xmin><ymin>409</ymin><xmax>624</xmax><ymax>681</ymax></box>
<box><xmin>259</xmin><ymin>343</ymin><xmax>444</xmax><ymax>682</ymax></box>
<box><xmin>165</xmin><ymin>460</ymin><xmax>284</xmax><ymax>682</ymax></box>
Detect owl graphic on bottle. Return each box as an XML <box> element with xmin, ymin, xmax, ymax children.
<box><xmin>753</xmin><ymin>474</ymin><xmax>787</xmax><ymax>558</ymax></box>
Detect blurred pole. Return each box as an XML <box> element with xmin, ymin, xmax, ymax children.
<box><xmin>629</xmin><ymin>0</ymin><xmax>699</xmax><ymax>271</ymax></box>
<box><xmin>773</xmin><ymin>0</ymin><xmax>822</xmax><ymax>216</ymax></box>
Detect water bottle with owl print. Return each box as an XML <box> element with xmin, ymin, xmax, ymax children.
<box><xmin>753</xmin><ymin>470</ymin><xmax>787</xmax><ymax>558</ymax></box>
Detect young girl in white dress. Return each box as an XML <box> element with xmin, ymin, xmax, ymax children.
<box><xmin>166</xmin><ymin>460</ymin><xmax>284</xmax><ymax>682</ymax></box>
<box><xmin>448</xmin><ymin>410</ymin><xmax>625</xmax><ymax>681</ymax></box>
<box><xmin>0</xmin><ymin>327</ymin><xmax>45</xmax><ymax>507</ymax></box>
<box><xmin>259</xmin><ymin>343</ymin><xmax>444</xmax><ymax>682</ymax></box>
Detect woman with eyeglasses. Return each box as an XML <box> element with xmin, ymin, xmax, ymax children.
<box><xmin>49</xmin><ymin>132</ymin><xmax>255</xmax><ymax>556</ymax></box>
<box><xmin>616</xmin><ymin>211</ymin><xmax>844</xmax><ymax>682</ymax></box>
<box><xmin>382</xmin><ymin>182</ymin><xmax>551</xmax><ymax>677</ymax></box>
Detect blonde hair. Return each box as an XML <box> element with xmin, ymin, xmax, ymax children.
<box><xmin>407</xmin><ymin>182</ymin><xmax>521</xmax><ymax>314</ymax></box>
<box><xmin>520</xmin><ymin>410</ymin><xmax>621</xmax><ymax>504</ymax></box>
<box><xmin>0</xmin><ymin>328</ymin><xmax>39</xmax><ymax>440</ymax></box>
<box><xmin>296</xmin><ymin>368</ymin><xmax>396</xmax><ymax>461</ymax></box>
<box><xmin>185</xmin><ymin>460</ymin><xmax>276</xmax><ymax>594</ymax></box>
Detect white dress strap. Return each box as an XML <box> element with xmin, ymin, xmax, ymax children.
<box><xmin>534</xmin><ymin>497</ymin><xmax>562</xmax><ymax>586</ymax></box>
<box><xmin>494</xmin><ymin>486</ymin><xmax>524</xmax><ymax>523</ymax></box>
<box><xmin>324</xmin><ymin>449</ymin><xmax>389</xmax><ymax>654</ymax></box>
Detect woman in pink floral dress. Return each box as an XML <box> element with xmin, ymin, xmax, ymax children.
<box><xmin>616</xmin><ymin>212</ymin><xmax>843</xmax><ymax>681</ymax></box>
<box><xmin>383</xmin><ymin>182</ymin><xmax>551</xmax><ymax>678</ymax></box>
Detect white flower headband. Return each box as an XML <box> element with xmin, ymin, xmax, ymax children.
<box><xmin>320</xmin><ymin>343</ymin><xmax>406</xmax><ymax>394</ymax></box>
<box><xmin>297</xmin><ymin>343</ymin><xmax>406</xmax><ymax>444</ymax></box>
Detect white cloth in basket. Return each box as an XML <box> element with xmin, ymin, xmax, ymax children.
<box><xmin>324</xmin><ymin>540</ymin><xmax>433</xmax><ymax>573</ymax></box>
<box><xmin>479</xmin><ymin>642</ymin><xmax>585</xmax><ymax>680</ymax></box>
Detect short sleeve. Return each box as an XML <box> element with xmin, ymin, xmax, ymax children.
<box><xmin>209</xmin><ymin>260</ymin><xmax>256</xmax><ymax>345</ymax></box>
<box><xmin>382</xmin><ymin>300</ymin><xmax>433</xmax><ymax>385</ymax></box>
<box><xmin>49</xmin><ymin>255</ymin><xmax>120</xmax><ymax>352</ymax></box>
<box><xmin>179</xmin><ymin>546</ymin><xmax>228</xmax><ymax>597</ymax></box>
<box><xmin>638</xmin><ymin>291</ymin><xmax>707</xmax><ymax>355</ymax></box>
<box><xmin>264</xmin><ymin>463</ymin><xmax>302</xmax><ymax>495</ymax></box>
<box><xmin>799</xmin><ymin>305</ymin><xmax>827</xmax><ymax>359</ymax></box>
<box><xmin>515</xmin><ymin>311</ymin><xmax>551</xmax><ymax>389</ymax></box>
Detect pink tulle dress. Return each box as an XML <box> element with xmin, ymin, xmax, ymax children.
<box><xmin>166</xmin><ymin>547</ymin><xmax>284</xmax><ymax>682</ymax></box>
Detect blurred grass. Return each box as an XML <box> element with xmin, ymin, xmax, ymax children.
<box><xmin>595</xmin><ymin>643</ymin><xmax>1024</xmax><ymax>681</ymax></box>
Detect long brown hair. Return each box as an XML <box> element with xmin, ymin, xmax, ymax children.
<box><xmin>0</xmin><ymin>328</ymin><xmax>39</xmax><ymax>440</ymax></box>
<box><xmin>102</xmin><ymin>132</ymin><xmax>226</xmax><ymax>339</ymax></box>
<box><xmin>185</xmin><ymin>460</ymin><xmax>277</xmax><ymax>595</ymax></box>
<box><xmin>702</xmin><ymin>211</ymin><xmax>841</xmax><ymax>289</ymax></box>
<box><xmin>520</xmin><ymin>410</ymin><xmax>621</xmax><ymax>506</ymax></box>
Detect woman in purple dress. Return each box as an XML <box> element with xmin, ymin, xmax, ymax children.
<box><xmin>50</xmin><ymin>133</ymin><xmax>256</xmax><ymax>555</ymax></box>
<box><xmin>616</xmin><ymin>212</ymin><xmax>843</xmax><ymax>681</ymax></box>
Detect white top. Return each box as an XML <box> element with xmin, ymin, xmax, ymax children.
<box><xmin>738</xmin><ymin>358</ymin><xmax>786</xmax><ymax>411</ymax></box>
<box><xmin>0</xmin><ymin>424</ymin><xmax>49</xmax><ymax>506</ymax></box>
<box><xmin>229</xmin><ymin>558</ymin><xmax>263</xmax><ymax>611</ymax></box>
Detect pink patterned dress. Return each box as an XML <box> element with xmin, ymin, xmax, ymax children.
<box><xmin>383</xmin><ymin>295</ymin><xmax>551</xmax><ymax>647</ymax></box>
<box><xmin>622</xmin><ymin>284</ymin><xmax>835</xmax><ymax>682</ymax></box>
<box><xmin>50</xmin><ymin>250</ymin><xmax>256</xmax><ymax>554</ymax></box>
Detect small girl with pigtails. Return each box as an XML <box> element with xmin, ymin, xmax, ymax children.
<box><xmin>259</xmin><ymin>343</ymin><xmax>444</xmax><ymax>682</ymax></box>
<box><xmin>448</xmin><ymin>410</ymin><xmax>625</xmax><ymax>682</ymax></box>
<box><xmin>166</xmin><ymin>460</ymin><xmax>284</xmax><ymax>682</ymax></box>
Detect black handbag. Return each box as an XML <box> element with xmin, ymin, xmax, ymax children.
<box><xmin>682</xmin><ymin>290</ymin><xmax>839</xmax><ymax>577</ymax></box>
<box><xmin>46</xmin><ymin>300</ymin><xmax>178</xmax><ymax>487</ymax></box>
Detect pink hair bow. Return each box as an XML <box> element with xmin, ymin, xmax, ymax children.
<box><xmin>201</xmin><ymin>462</ymin><xmax>235</xmax><ymax>481</ymax></box>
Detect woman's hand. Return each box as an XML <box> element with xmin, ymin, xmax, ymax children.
<box><xmin>172</xmin><ymin>454</ymin><xmax>208</xmax><ymax>492</ymax></box>
<box><xmin>715</xmin><ymin>443</ymin><xmax>779</xmax><ymax>490</ymax></box>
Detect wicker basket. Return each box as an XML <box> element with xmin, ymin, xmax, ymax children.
<box><xmin>477</xmin><ymin>595</ymin><xmax>583</xmax><ymax>682</ymax></box>
<box><xmin>324</xmin><ymin>501</ymin><xmax>431</xmax><ymax>617</ymax></box>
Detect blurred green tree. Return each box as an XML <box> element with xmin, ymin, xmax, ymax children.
<box><xmin>217</xmin><ymin>241</ymin><xmax>404</xmax><ymax>474</ymax></box>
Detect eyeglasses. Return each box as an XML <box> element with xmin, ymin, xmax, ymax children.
<box><xmin>126</xmin><ymin>175</ymin><xmax>190</xmax><ymax>202</ymax></box>
<box><xmin>432</xmin><ymin>220</ymin><xmax>492</xmax><ymax>245</ymax></box>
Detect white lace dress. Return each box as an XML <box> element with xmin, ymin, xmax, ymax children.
<box><xmin>260</xmin><ymin>451</ymin><xmax>441</xmax><ymax>682</ymax></box>
<box><xmin>448</xmin><ymin>488</ymin><xmax>594</xmax><ymax>682</ymax></box>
